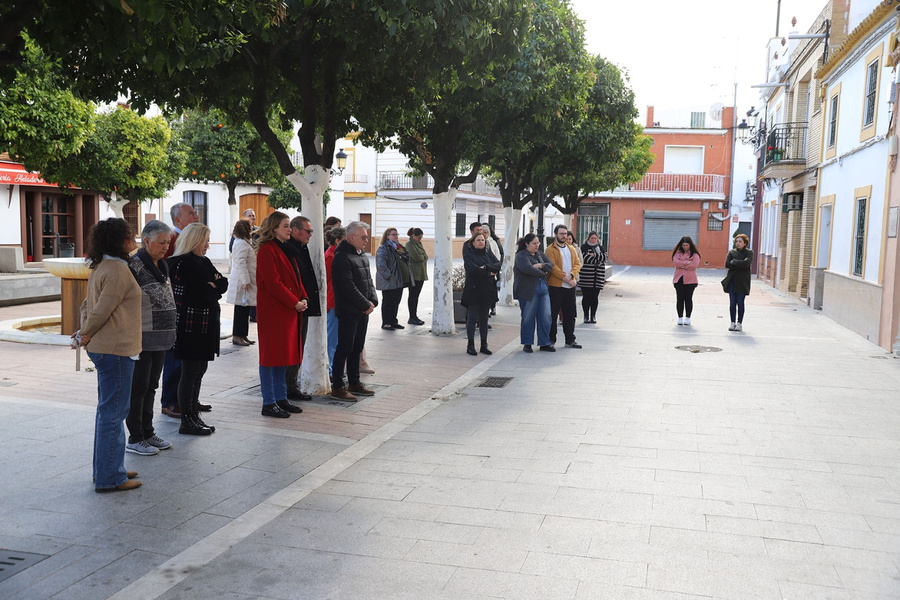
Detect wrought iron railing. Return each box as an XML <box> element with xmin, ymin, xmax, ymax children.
<box><xmin>627</xmin><ymin>172</ymin><xmax>726</xmax><ymax>194</ymax></box>
<box><xmin>762</xmin><ymin>122</ymin><xmax>807</xmax><ymax>168</ymax></box>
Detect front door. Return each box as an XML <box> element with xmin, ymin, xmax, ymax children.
<box><xmin>239</xmin><ymin>193</ymin><xmax>274</xmax><ymax>224</ymax></box>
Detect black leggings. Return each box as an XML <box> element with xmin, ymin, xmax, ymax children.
<box><xmin>581</xmin><ymin>287</ymin><xmax>601</xmax><ymax>320</ymax></box>
<box><xmin>673</xmin><ymin>278</ymin><xmax>697</xmax><ymax>318</ymax></box>
<box><xmin>407</xmin><ymin>280</ymin><xmax>424</xmax><ymax>321</ymax></box>
<box><xmin>178</xmin><ymin>359</ymin><xmax>209</xmax><ymax>415</ymax></box>
<box><xmin>466</xmin><ymin>303</ymin><xmax>490</xmax><ymax>347</ymax></box>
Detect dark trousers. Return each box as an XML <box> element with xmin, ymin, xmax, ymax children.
<box><xmin>729</xmin><ymin>291</ymin><xmax>746</xmax><ymax>323</ymax></box>
<box><xmin>160</xmin><ymin>349</ymin><xmax>181</xmax><ymax>409</ymax></box>
<box><xmin>126</xmin><ymin>349</ymin><xmax>164</xmax><ymax>443</ymax></box>
<box><xmin>408</xmin><ymin>280</ymin><xmax>424</xmax><ymax>321</ymax></box>
<box><xmin>581</xmin><ymin>287</ymin><xmax>601</xmax><ymax>320</ymax></box>
<box><xmin>466</xmin><ymin>303</ymin><xmax>490</xmax><ymax>348</ymax></box>
<box><xmin>178</xmin><ymin>359</ymin><xmax>209</xmax><ymax>415</ymax></box>
<box><xmin>332</xmin><ymin>313</ymin><xmax>368</xmax><ymax>389</ymax></box>
<box><xmin>285</xmin><ymin>312</ymin><xmax>309</xmax><ymax>394</ymax></box>
<box><xmin>381</xmin><ymin>288</ymin><xmax>403</xmax><ymax>326</ymax></box>
<box><xmin>548</xmin><ymin>286</ymin><xmax>577</xmax><ymax>345</ymax></box>
<box><xmin>674</xmin><ymin>278</ymin><xmax>698</xmax><ymax>318</ymax></box>
<box><xmin>233</xmin><ymin>304</ymin><xmax>252</xmax><ymax>337</ymax></box>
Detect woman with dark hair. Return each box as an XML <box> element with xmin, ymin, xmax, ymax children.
<box><xmin>513</xmin><ymin>233</ymin><xmax>555</xmax><ymax>353</ymax></box>
<box><xmin>325</xmin><ymin>226</ymin><xmax>346</xmax><ymax>373</ymax></box>
<box><xmin>672</xmin><ymin>236</ymin><xmax>701</xmax><ymax>326</ymax></box>
<box><xmin>125</xmin><ymin>219</ymin><xmax>176</xmax><ymax>457</ymax></box>
<box><xmin>169</xmin><ymin>222</ymin><xmax>228</xmax><ymax>435</ymax></box>
<box><xmin>255</xmin><ymin>211</ymin><xmax>308</xmax><ymax>418</ymax></box>
<box><xmin>375</xmin><ymin>227</ymin><xmax>413</xmax><ymax>330</ymax></box>
<box><xmin>578</xmin><ymin>231</ymin><xmax>607</xmax><ymax>324</ymax></box>
<box><xmin>74</xmin><ymin>218</ymin><xmax>143</xmax><ymax>491</ymax></box>
<box><xmin>226</xmin><ymin>219</ymin><xmax>257</xmax><ymax>346</ymax></box>
<box><xmin>405</xmin><ymin>227</ymin><xmax>428</xmax><ymax>326</ymax></box>
<box><xmin>462</xmin><ymin>232</ymin><xmax>501</xmax><ymax>355</ymax></box>
<box><xmin>723</xmin><ymin>233</ymin><xmax>753</xmax><ymax>332</ymax></box>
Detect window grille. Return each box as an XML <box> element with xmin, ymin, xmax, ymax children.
<box><xmin>864</xmin><ymin>59</ymin><xmax>878</xmax><ymax>127</ymax></box>
<box><xmin>455</xmin><ymin>212</ymin><xmax>467</xmax><ymax>237</ymax></box>
<box><xmin>828</xmin><ymin>95</ymin><xmax>838</xmax><ymax>147</ymax></box>
<box><xmin>690</xmin><ymin>112</ymin><xmax>706</xmax><ymax>128</ymax></box>
<box><xmin>183</xmin><ymin>190</ymin><xmax>209</xmax><ymax>225</ymax></box>
<box><xmin>853</xmin><ymin>198</ymin><xmax>867</xmax><ymax>277</ymax></box>
<box><xmin>707</xmin><ymin>212</ymin><xmax>723</xmax><ymax>231</ymax></box>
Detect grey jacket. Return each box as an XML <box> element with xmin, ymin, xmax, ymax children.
<box><xmin>375</xmin><ymin>243</ymin><xmax>414</xmax><ymax>290</ymax></box>
<box><xmin>513</xmin><ymin>249</ymin><xmax>554</xmax><ymax>301</ymax></box>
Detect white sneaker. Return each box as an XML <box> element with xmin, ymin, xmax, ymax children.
<box><xmin>735</xmin><ymin>322</ymin><xmax>742</xmax><ymax>332</ymax></box>
<box><xmin>125</xmin><ymin>440</ymin><xmax>159</xmax><ymax>456</ymax></box>
<box><xmin>684</xmin><ymin>317</ymin><xmax>691</xmax><ymax>326</ymax></box>
<box><xmin>677</xmin><ymin>317</ymin><xmax>684</xmax><ymax>325</ymax></box>
<box><xmin>728</xmin><ymin>322</ymin><xmax>737</xmax><ymax>331</ymax></box>
<box><xmin>145</xmin><ymin>435</ymin><xmax>172</xmax><ymax>450</ymax></box>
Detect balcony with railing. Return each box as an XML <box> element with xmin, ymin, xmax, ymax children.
<box><xmin>594</xmin><ymin>172</ymin><xmax>726</xmax><ymax>198</ymax></box>
<box><xmin>760</xmin><ymin>122</ymin><xmax>807</xmax><ymax>178</ymax></box>
<box><xmin>378</xmin><ymin>172</ymin><xmax>500</xmax><ymax>196</ymax></box>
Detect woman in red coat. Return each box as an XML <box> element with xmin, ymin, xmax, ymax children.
<box><xmin>255</xmin><ymin>211</ymin><xmax>308</xmax><ymax>418</ymax></box>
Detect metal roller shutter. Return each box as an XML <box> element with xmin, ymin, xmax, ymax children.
<box><xmin>642</xmin><ymin>211</ymin><xmax>701</xmax><ymax>250</ymax></box>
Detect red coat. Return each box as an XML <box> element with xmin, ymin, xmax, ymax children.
<box><xmin>324</xmin><ymin>244</ymin><xmax>336</xmax><ymax>311</ymax></box>
<box><xmin>256</xmin><ymin>241</ymin><xmax>306</xmax><ymax>367</ymax></box>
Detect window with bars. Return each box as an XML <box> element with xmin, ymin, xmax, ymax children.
<box><xmin>863</xmin><ymin>59</ymin><xmax>878</xmax><ymax>128</ymax></box>
<box><xmin>455</xmin><ymin>212</ymin><xmax>467</xmax><ymax>237</ymax></box>
<box><xmin>690</xmin><ymin>112</ymin><xmax>706</xmax><ymax>128</ymax></box>
<box><xmin>707</xmin><ymin>212</ymin><xmax>723</xmax><ymax>231</ymax></box>
<box><xmin>853</xmin><ymin>197</ymin><xmax>867</xmax><ymax>277</ymax></box>
<box><xmin>828</xmin><ymin>95</ymin><xmax>838</xmax><ymax>148</ymax></box>
<box><xmin>122</xmin><ymin>200</ymin><xmax>140</xmax><ymax>235</ymax></box>
<box><xmin>183</xmin><ymin>190</ymin><xmax>208</xmax><ymax>225</ymax></box>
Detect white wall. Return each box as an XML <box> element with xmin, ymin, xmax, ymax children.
<box><xmin>0</xmin><ymin>189</ymin><xmax>22</xmax><ymax>245</ymax></box>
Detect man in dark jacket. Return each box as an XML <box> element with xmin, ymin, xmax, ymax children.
<box><xmin>282</xmin><ymin>215</ymin><xmax>322</xmax><ymax>401</ymax></box>
<box><xmin>330</xmin><ymin>221</ymin><xmax>378</xmax><ymax>401</ymax></box>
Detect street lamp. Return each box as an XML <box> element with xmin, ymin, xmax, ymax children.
<box><xmin>737</xmin><ymin>108</ymin><xmax>766</xmax><ymax>150</ymax></box>
<box><xmin>334</xmin><ymin>148</ymin><xmax>347</xmax><ymax>174</ymax></box>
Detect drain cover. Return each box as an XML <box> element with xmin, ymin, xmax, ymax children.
<box><xmin>0</xmin><ymin>550</ymin><xmax>49</xmax><ymax>583</ymax></box>
<box><xmin>478</xmin><ymin>377</ymin><xmax>513</xmax><ymax>388</ymax></box>
<box><xmin>675</xmin><ymin>345</ymin><xmax>722</xmax><ymax>354</ymax></box>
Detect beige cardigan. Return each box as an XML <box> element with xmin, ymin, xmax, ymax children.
<box><xmin>80</xmin><ymin>258</ymin><xmax>142</xmax><ymax>356</ymax></box>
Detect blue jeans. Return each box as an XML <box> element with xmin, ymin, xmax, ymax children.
<box><xmin>327</xmin><ymin>308</ymin><xmax>338</xmax><ymax>375</ymax></box>
<box><xmin>88</xmin><ymin>352</ymin><xmax>135</xmax><ymax>489</ymax></box>
<box><xmin>519</xmin><ymin>279</ymin><xmax>551</xmax><ymax>346</ymax></box>
<box><xmin>160</xmin><ymin>348</ymin><xmax>180</xmax><ymax>409</ymax></box>
<box><xmin>728</xmin><ymin>280</ymin><xmax>746</xmax><ymax>323</ymax></box>
<box><xmin>259</xmin><ymin>365</ymin><xmax>287</xmax><ymax>405</ymax></box>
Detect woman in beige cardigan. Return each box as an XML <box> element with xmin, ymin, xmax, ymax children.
<box><xmin>74</xmin><ymin>218</ymin><xmax>143</xmax><ymax>492</ymax></box>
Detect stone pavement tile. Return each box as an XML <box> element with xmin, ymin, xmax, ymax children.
<box><xmin>315</xmin><ymin>479</ymin><xmax>414</xmax><ymax>501</ymax></box>
<box><xmin>38</xmin><ymin>549</ymin><xmax>166</xmax><ymax>600</ymax></box>
<box><xmin>835</xmin><ymin>564</ymin><xmax>900</xmax><ymax>597</ymax></box>
<box><xmin>541</xmin><ymin>515</ymin><xmax>650</xmax><ymax>546</ymax></box>
<box><xmin>653</xmin><ymin>468</ymin><xmax>749</xmax><ymax>488</ymax></box>
<box><xmin>436</xmin><ymin>505</ymin><xmax>544</xmax><ymax>531</ymax></box>
<box><xmin>645</xmin><ymin>561</ymin><xmax>782</xmax><ymax>599</ymax></box>
<box><xmin>776</xmin><ymin>580</ymin><xmax>853</xmax><ymax>600</ymax></box>
<box><xmin>3</xmin><ymin>546</ymin><xmax>133</xmax><ymax>600</ymax></box>
<box><xmin>99</xmin><ymin>512</ymin><xmax>232</xmax><ymax>557</ymax></box>
<box><xmin>481</xmin><ymin>455</ymin><xmax>571</xmax><ymax>474</ymax></box>
<box><xmin>336</xmin><ymin>496</ymin><xmax>445</xmax><ymax>522</ymax></box>
<box><xmin>704</xmin><ymin>514</ymin><xmax>823</xmax><ymax>543</ymax></box>
<box><xmin>764</xmin><ymin>538</ymin><xmax>900</xmax><ymax>574</ymax></box>
<box><xmin>575</xmin><ymin>580</ymin><xmax>712</xmax><ymax>599</ymax></box>
<box><xmin>520</xmin><ymin>551</ymin><xmax>647</xmax><ymax>587</ymax></box>
<box><xmin>816</xmin><ymin>526</ymin><xmax>900</xmax><ymax>553</ymax></box>
<box><xmin>430</xmin><ymin>463</ymin><xmax>523</xmax><ymax>483</ymax></box>
<box><xmin>352</xmin><ymin>456</ymin><xmax>439</xmax><ymax>475</ymax></box>
<box><xmin>650</xmin><ymin>526</ymin><xmax>768</xmax><ymax>557</ymax></box>
<box><xmin>443</xmin><ymin>566</ymin><xmax>579</xmax><ymax>600</ymax></box>
<box><xmin>866</xmin><ymin>515</ymin><xmax>900</xmax><ymax>534</ymax></box>
<box><xmin>476</xmin><ymin>526</ymin><xmax>592</xmax><ymax>558</ymax></box>
<box><xmin>402</xmin><ymin>538</ymin><xmax>527</xmax><ymax>572</ymax></box>
<box><xmin>289</xmin><ymin>490</ymin><xmax>354</xmax><ymax>513</ymax></box>
<box><xmin>0</xmin><ymin>543</ymin><xmax>96</xmax><ymax>599</ymax></box>
<box><xmin>369</xmin><ymin>516</ymin><xmax>484</xmax><ymax>545</ymax></box>
<box><xmin>650</xmin><ymin>495</ymin><xmax>758</xmax><ymax>520</ymax></box>
<box><xmin>700</xmin><ymin>483</ymin><xmax>807</xmax><ymax>508</ymax></box>
<box><xmin>754</xmin><ymin>505</ymin><xmax>871</xmax><ymax>531</ymax></box>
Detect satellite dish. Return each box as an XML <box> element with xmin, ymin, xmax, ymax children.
<box><xmin>710</xmin><ymin>102</ymin><xmax>724</xmax><ymax>122</ymax></box>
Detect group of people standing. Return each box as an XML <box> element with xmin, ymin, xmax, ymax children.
<box><xmin>671</xmin><ymin>233</ymin><xmax>754</xmax><ymax>331</ymax></box>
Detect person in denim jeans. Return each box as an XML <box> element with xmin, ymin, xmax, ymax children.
<box><xmin>513</xmin><ymin>233</ymin><xmax>555</xmax><ymax>353</ymax></box>
<box><xmin>75</xmin><ymin>218</ymin><xmax>144</xmax><ymax>492</ymax></box>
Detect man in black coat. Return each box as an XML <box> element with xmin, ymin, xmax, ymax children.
<box><xmin>330</xmin><ymin>221</ymin><xmax>378</xmax><ymax>401</ymax></box>
<box><xmin>282</xmin><ymin>216</ymin><xmax>322</xmax><ymax>401</ymax></box>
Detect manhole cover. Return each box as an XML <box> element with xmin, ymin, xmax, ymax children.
<box><xmin>478</xmin><ymin>377</ymin><xmax>513</xmax><ymax>388</ymax></box>
<box><xmin>675</xmin><ymin>345</ymin><xmax>722</xmax><ymax>354</ymax></box>
<box><xmin>0</xmin><ymin>550</ymin><xmax>49</xmax><ymax>583</ymax></box>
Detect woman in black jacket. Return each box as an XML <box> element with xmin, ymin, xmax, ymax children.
<box><xmin>722</xmin><ymin>233</ymin><xmax>753</xmax><ymax>332</ymax></box>
<box><xmin>578</xmin><ymin>231</ymin><xmax>607</xmax><ymax>324</ymax></box>
<box><xmin>169</xmin><ymin>223</ymin><xmax>228</xmax><ymax>435</ymax></box>
<box><xmin>461</xmin><ymin>232</ymin><xmax>501</xmax><ymax>356</ymax></box>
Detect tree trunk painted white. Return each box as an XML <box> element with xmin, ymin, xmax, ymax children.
<box><xmin>563</xmin><ymin>213</ymin><xmax>573</xmax><ymax>230</ymax></box>
<box><xmin>106</xmin><ymin>195</ymin><xmax>129</xmax><ymax>220</ymax></box>
<box><xmin>227</xmin><ymin>203</ymin><xmax>239</xmax><ymax>256</ymax></box>
<box><xmin>431</xmin><ymin>189</ymin><xmax>456</xmax><ymax>335</ymax></box>
<box><xmin>286</xmin><ymin>167</ymin><xmax>331</xmax><ymax>395</ymax></box>
<box><xmin>498</xmin><ymin>205</ymin><xmax>522</xmax><ymax>306</ymax></box>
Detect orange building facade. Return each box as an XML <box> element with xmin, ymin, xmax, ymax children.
<box><xmin>578</xmin><ymin>106</ymin><xmax>738</xmax><ymax>268</ymax></box>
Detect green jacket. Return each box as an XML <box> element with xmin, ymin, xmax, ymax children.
<box><xmin>406</xmin><ymin>238</ymin><xmax>429</xmax><ymax>282</ymax></box>
<box><xmin>723</xmin><ymin>247</ymin><xmax>753</xmax><ymax>295</ymax></box>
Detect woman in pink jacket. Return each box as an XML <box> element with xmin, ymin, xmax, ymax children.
<box><xmin>672</xmin><ymin>236</ymin><xmax>701</xmax><ymax>325</ymax></box>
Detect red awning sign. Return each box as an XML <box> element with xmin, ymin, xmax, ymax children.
<box><xmin>0</xmin><ymin>162</ymin><xmax>59</xmax><ymax>188</ymax></box>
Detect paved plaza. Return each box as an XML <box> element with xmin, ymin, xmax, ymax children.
<box><xmin>0</xmin><ymin>267</ymin><xmax>899</xmax><ymax>599</ymax></box>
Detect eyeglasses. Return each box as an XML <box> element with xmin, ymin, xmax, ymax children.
<box><xmin>389</xmin><ymin>232</ymin><xmax>398</xmax><ymax>236</ymax></box>
<box><xmin>303</xmin><ymin>229</ymin><xmax>313</xmax><ymax>233</ymax></box>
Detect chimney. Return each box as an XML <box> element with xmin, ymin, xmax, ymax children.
<box><xmin>646</xmin><ymin>106</ymin><xmax>655</xmax><ymax>128</ymax></box>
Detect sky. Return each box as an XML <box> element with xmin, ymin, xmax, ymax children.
<box><xmin>568</xmin><ymin>0</ymin><xmax>832</xmax><ymax>120</ymax></box>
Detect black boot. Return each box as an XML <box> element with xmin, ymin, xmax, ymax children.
<box><xmin>193</xmin><ymin>412</ymin><xmax>216</xmax><ymax>433</ymax></box>
<box><xmin>466</xmin><ymin>343</ymin><xmax>477</xmax><ymax>356</ymax></box>
<box><xmin>480</xmin><ymin>345</ymin><xmax>492</xmax><ymax>355</ymax></box>
<box><xmin>179</xmin><ymin>414</ymin><xmax>212</xmax><ymax>436</ymax></box>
